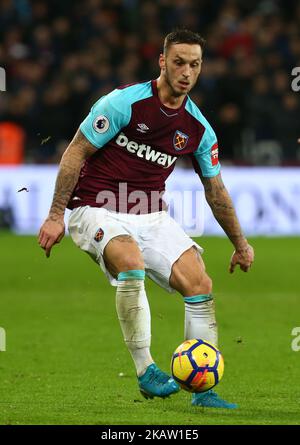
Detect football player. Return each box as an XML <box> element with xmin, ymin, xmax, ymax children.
<box><xmin>39</xmin><ymin>29</ymin><xmax>254</xmax><ymax>408</ymax></box>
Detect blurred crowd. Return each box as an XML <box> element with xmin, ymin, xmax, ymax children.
<box><xmin>0</xmin><ymin>0</ymin><xmax>300</xmax><ymax>165</ymax></box>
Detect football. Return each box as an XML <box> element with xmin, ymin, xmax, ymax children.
<box><xmin>171</xmin><ymin>339</ymin><xmax>224</xmax><ymax>393</ymax></box>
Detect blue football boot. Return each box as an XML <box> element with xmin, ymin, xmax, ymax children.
<box><xmin>192</xmin><ymin>390</ymin><xmax>237</xmax><ymax>409</ymax></box>
<box><xmin>138</xmin><ymin>363</ymin><xmax>180</xmax><ymax>399</ymax></box>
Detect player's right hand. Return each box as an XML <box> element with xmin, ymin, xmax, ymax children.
<box><xmin>38</xmin><ymin>217</ymin><xmax>65</xmax><ymax>258</ymax></box>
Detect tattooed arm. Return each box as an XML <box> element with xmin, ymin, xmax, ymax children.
<box><xmin>201</xmin><ymin>173</ymin><xmax>254</xmax><ymax>273</ymax></box>
<box><xmin>38</xmin><ymin>129</ymin><xmax>97</xmax><ymax>257</ymax></box>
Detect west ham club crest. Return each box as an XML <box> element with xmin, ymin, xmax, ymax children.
<box><xmin>173</xmin><ymin>130</ymin><xmax>189</xmax><ymax>151</ymax></box>
<box><xmin>94</xmin><ymin>228</ymin><xmax>104</xmax><ymax>242</ymax></box>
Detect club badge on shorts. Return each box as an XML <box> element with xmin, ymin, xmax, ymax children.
<box><xmin>173</xmin><ymin>130</ymin><xmax>189</xmax><ymax>151</ymax></box>
<box><xmin>94</xmin><ymin>228</ymin><xmax>104</xmax><ymax>242</ymax></box>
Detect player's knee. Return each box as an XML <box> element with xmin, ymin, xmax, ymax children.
<box><xmin>118</xmin><ymin>256</ymin><xmax>145</xmax><ymax>273</ymax></box>
<box><xmin>187</xmin><ymin>273</ymin><xmax>213</xmax><ymax>296</ymax></box>
<box><xmin>200</xmin><ymin>274</ymin><xmax>213</xmax><ymax>295</ymax></box>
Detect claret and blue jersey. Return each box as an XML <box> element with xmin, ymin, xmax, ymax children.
<box><xmin>68</xmin><ymin>79</ymin><xmax>220</xmax><ymax>212</ymax></box>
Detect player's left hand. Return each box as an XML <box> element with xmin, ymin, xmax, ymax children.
<box><xmin>229</xmin><ymin>243</ymin><xmax>254</xmax><ymax>273</ymax></box>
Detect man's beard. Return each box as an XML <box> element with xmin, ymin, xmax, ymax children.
<box><xmin>164</xmin><ymin>66</ymin><xmax>186</xmax><ymax>98</ymax></box>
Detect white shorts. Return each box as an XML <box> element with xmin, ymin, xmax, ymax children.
<box><xmin>68</xmin><ymin>206</ymin><xmax>203</xmax><ymax>293</ymax></box>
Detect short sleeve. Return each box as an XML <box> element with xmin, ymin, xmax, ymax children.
<box><xmin>79</xmin><ymin>89</ymin><xmax>132</xmax><ymax>149</ymax></box>
<box><xmin>192</xmin><ymin>121</ymin><xmax>221</xmax><ymax>177</ymax></box>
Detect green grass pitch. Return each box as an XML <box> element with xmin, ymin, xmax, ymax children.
<box><xmin>0</xmin><ymin>233</ymin><xmax>299</xmax><ymax>425</ymax></box>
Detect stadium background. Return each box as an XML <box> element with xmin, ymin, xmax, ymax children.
<box><xmin>1</xmin><ymin>0</ymin><xmax>300</xmax><ymax>165</ymax></box>
<box><xmin>0</xmin><ymin>0</ymin><xmax>300</xmax><ymax>426</ymax></box>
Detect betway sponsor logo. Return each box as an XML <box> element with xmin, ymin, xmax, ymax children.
<box><xmin>116</xmin><ymin>132</ymin><xmax>177</xmax><ymax>168</ymax></box>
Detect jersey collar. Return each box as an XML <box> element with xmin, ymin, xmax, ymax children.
<box><xmin>151</xmin><ymin>79</ymin><xmax>188</xmax><ymax>116</ymax></box>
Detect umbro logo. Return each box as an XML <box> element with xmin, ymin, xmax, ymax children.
<box><xmin>137</xmin><ymin>123</ymin><xmax>149</xmax><ymax>133</ymax></box>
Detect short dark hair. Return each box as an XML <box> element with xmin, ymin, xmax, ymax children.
<box><xmin>163</xmin><ymin>29</ymin><xmax>206</xmax><ymax>54</ymax></box>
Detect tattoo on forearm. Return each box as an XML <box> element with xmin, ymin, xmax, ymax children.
<box><xmin>202</xmin><ymin>174</ymin><xmax>246</xmax><ymax>248</ymax></box>
<box><xmin>49</xmin><ymin>167</ymin><xmax>81</xmax><ymax>218</ymax></box>
<box><xmin>202</xmin><ymin>174</ymin><xmax>226</xmax><ymax>194</ymax></box>
<box><xmin>49</xmin><ymin>130</ymin><xmax>96</xmax><ymax>218</ymax></box>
